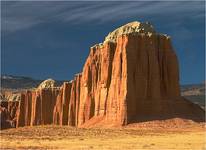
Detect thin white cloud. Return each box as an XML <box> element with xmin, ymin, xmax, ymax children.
<box><xmin>1</xmin><ymin>1</ymin><xmax>205</xmax><ymax>33</ymax></box>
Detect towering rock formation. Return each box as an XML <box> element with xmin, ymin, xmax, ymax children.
<box><xmin>77</xmin><ymin>21</ymin><xmax>204</xmax><ymax>126</ymax></box>
<box><xmin>1</xmin><ymin>21</ymin><xmax>204</xmax><ymax>129</ymax></box>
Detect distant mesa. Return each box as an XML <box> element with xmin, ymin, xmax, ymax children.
<box><xmin>0</xmin><ymin>21</ymin><xmax>205</xmax><ymax>129</ymax></box>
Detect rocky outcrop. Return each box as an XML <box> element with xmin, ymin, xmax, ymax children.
<box><xmin>37</xmin><ymin>79</ymin><xmax>56</xmax><ymax>89</ymax></box>
<box><xmin>0</xmin><ymin>100</ymin><xmax>19</xmax><ymax>129</ymax></box>
<box><xmin>1</xmin><ymin>21</ymin><xmax>204</xmax><ymax>129</ymax></box>
<box><xmin>105</xmin><ymin>21</ymin><xmax>155</xmax><ymax>43</ymax></box>
<box><xmin>0</xmin><ymin>106</ymin><xmax>12</xmax><ymax>129</ymax></box>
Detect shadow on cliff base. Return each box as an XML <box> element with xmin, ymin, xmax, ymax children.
<box><xmin>127</xmin><ymin>98</ymin><xmax>205</xmax><ymax>124</ymax></box>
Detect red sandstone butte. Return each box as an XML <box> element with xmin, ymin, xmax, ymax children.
<box><xmin>77</xmin><ymin>21</ymin><xmax>204</xmax><ymax>126</ymax></box>
<box><xmin>1</xmin><ymin>21</ymin><xmax>204</xmax><ymax>129</ymax></box>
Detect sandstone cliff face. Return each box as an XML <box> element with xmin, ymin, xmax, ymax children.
<box><xmin>30</xmin><ymin>88</ymin><xmax>60</xmax><ymax>126</ymax></box>
<box><xmin>77</xmin><ymin>34</ymin><xmax>181</xmax><ymax>126</ymax></box>
<box><xmin>122</xmin><ymin>34</ymin><xmax>205</xmax><ymax>123</ymax></box>
<box><xmin>76</xmin><ymin>34</ymin><xmax>172</xmax><ymax>126</ymax></box>
<box><xmin>68</xmin><ymin>74</ymin><xmax>82</xmax><ymax>126</ymax></box>
<box><xmin>124</xmin><ymin>34</ymin><xmax>180</xmax><ymax>123</ymax></box>
<box><xmin>1</xmin><ymin>21</ymin><xmax>204</xmax><ymax>129</ymax></box>
<box><xmin>1</xmin><ymin>80</ymin><xmax>68</xmax><ymax>129</ymax></box>
<box><xmin>78</xmin><ymin>42</ymin><xmax>116</xmax><ymax>126</ymax></box>
<box><xmin>53</xmin><ymin>82</ymin><xmax>71</xmax><ymax>125</ymax></box>
<box><xmin>10</xmin><ymin>83</ymin><xmax>60</xmax><ymax>128</ymax></box>
<box><xmin>0</xmin><ymin>100</ymin><xmax>19</xmax><ymax>129</ymax></box>
<box><xmin>77</xmin><ymin>21</ymin><xmax>204</xmax><ymax>126</ymax></box>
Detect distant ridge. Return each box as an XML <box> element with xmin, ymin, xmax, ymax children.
<box><xmin>1</xmin><ymin>75</ymin><xmax>64</xmax><ymax>90</ymax></box>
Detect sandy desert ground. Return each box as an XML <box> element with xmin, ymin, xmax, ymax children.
<box><xmin>0</xmin><ymin>119</ymin><xmax>205</xmax><ymax>150</ymax></box>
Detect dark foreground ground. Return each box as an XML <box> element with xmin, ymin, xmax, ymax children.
<box><xmin>0</xmin><ymin>118</ymin><xmax>205</xmax><ymax>150</ymax></box>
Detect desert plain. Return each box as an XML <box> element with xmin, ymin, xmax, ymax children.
<box><xmin>1</xmin><ymin>119</ymin><xmax>205</xmax><ymax>150</ymax></box>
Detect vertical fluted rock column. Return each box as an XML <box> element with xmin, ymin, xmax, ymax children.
<box><xmin>78</xmin><ymin>42</ymin><xmax>116</xmax><ymax>126</ymax></box>
<box><xmin>68</xmin><ymin>74</ymin><xmax>81</xmax><ymax>126</ymax></box>
<box><xmin>53</xmin><ymin>82</ymin><xmax>72</xmax><ymax>125</ymax></box>
<box><xmin>16</xmin><ymin>91</ymin><xmax>34</xmax><ymax>127</ymax></box>
<box><xmin>30</xmin><ymin>91</ymin><xmax>38</xmax><ymax>126</ymax></box>
<box><xmin>105</xmin><ymin>37</ymin><xmax>128</xmax><ymax>125</ymax></box>
<box><xmin>16</xmin><ymin>93</ymin><xmax>26</xmax><ymax>127</ymax></box>
<box><xmin>24</xmin><ymin>91</ymin><xmax>32</xmax><ymax>126</ymax></box>
<box><xmin>30</xmin><ymin>88</ymin><xmax>59</xmax><ymax>126</ymax></box>
<box><xmin>8</xmin><ymin>101</ymin><xmax>19</xmax><ymax>121</ymax></box>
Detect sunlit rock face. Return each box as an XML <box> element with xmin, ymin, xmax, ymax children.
<box><xmin>37</xmin><ymin>79</ymin><xmax>56</xmax><ymax>89</ymax></box>
<box><xmin>1</xmin><ymin>21</ymin><xmax>204</xmax><ymax>129</ymax></box>
<box><xmin>53</xmin><ymin>82</ymin><xmax>72</xmax><ymax>126</ymax></box>
<box><xmin>15</xmin><ymin>87</ymin><xmax>60</xmax><ymax>127</ymax></box>
<box><xmin>76</xmin><ymin>21</ymin><xmax>204</xmax><ymax>126</ymax></box>
<box><xmin>104</xmin><ymin>21</ymin><xmax>156</xmax><ymax>43</ymax></box>
<box><xmin>68</xmin><ymin>74</ymin><xmax>82</xmax><ymax>126</ymax></box>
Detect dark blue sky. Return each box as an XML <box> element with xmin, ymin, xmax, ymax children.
<box><xmin>1</xmin><ymin>1</ymin><xmax>205</xmax><ymax>85</ymax></box>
